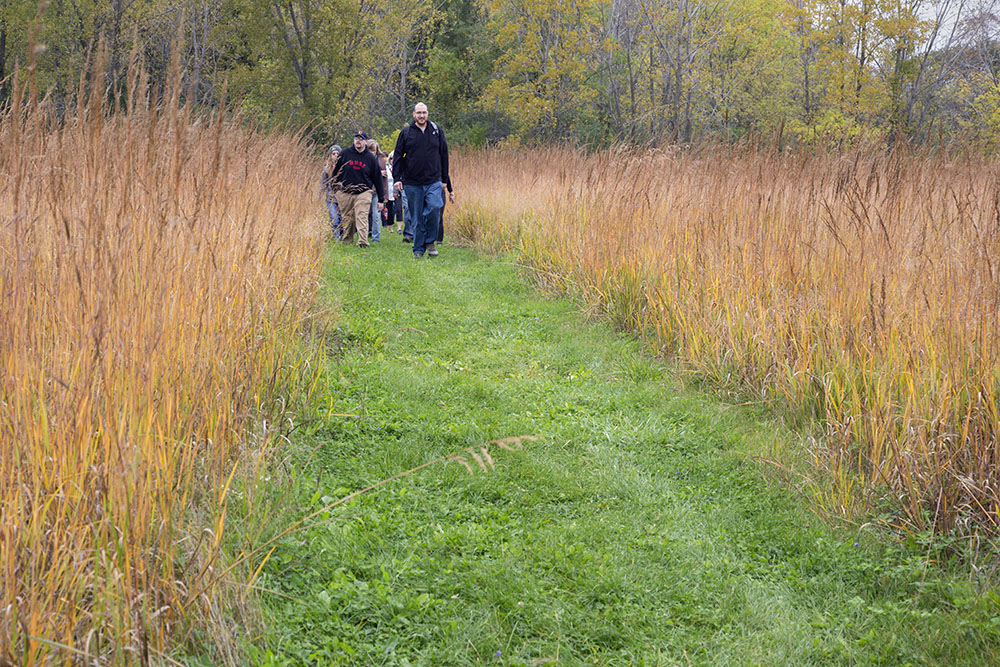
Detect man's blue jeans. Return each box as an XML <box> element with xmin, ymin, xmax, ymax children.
<box><xmin>368</xmin><ymin>193</ymin><xmax>381</xmax><ymax>242</ymax></box>
<box><xmin>404</xmin><ymin>182</ymin><xmax>443</xmax><ymax>255</ymax></box>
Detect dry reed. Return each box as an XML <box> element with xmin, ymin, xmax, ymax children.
<box><xmin>0</xmin><ymin>50</ymin><xmax>325</xmax><ymax>662</ymax></box>
<box><xmin>452</xmin><ymin>144</ymin><xmax>1000</xmax><ymax>539</ymax></box>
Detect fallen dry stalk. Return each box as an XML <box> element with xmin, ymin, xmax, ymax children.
<box><xmin>189</xmin><ymin>436</ymin><xmax>539</xmax><ymax>609</ymax></box>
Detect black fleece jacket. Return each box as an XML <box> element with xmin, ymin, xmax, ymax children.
<box><xmin>392</xmin><ymin>121</ymin><xmax>450</xmax><ymax>187</ymax></box>
<box><xmin>333</xmin><ymin>145</ymin><xmax>385</xmax><ymax>202</ymax></box>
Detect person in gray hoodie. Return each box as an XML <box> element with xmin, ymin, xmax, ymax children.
<box><xmin>320</xmin><ymin>144</ymin><xmax>343</xmax><ymax>239</ymax></box>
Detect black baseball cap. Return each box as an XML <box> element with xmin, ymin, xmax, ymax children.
<box><xmin>354</xmin><ymin>130</ymin><xmax>369</xmax><ymax>140</ymax></box>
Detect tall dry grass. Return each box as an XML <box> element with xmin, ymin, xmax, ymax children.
<box><xmin>0</xmin><ymin>53</ymin><xmax>324</xmax><ymax>662</ymax></box>
<box><xmin>452</xmin><ymin>144</ymin><xmax>1000</xmax><ymax>538</ymax></box>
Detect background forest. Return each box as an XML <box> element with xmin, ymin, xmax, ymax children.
<box><xmin>5</xmin><ymin>0</ymin><xmax>1000</xmax><ymax>148</ymax></box>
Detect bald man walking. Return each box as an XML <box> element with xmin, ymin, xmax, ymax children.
<box><xmin>392</xmin><ymin>103</ymin><xmax>454</xmax><ymax>258</ymax></box>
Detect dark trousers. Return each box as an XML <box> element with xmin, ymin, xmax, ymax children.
<box><xmin>385</xmin><ymin>200</ymin><xmax>395</xmax><ymax>228</ymax></box>
<box><xmin>436</xmin><ymin>200</ymin><xmax>446</xmax><ymax>243</ymax></box>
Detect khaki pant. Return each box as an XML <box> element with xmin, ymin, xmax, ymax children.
<box><xmin>336</xmin><ymin>189</ymin><xmax>373</xmax><ymax>246</ymax></box>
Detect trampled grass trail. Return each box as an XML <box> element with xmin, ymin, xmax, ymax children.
<box><xmin>251</xmin><ymin>237</ymin><xmax>1000</xmax><ymax>665</ymax></box>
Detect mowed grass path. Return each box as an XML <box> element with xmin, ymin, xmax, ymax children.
<box><xmin>252</xmin><ymin>237</ymin><xmax>1000</xmax><ymax>665</ymax></box>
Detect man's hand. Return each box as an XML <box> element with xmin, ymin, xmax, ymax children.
<box><xmin>448</xmin><ymin>191</ymin><xmax>456</xmax><ymax>204</ymax></box>
<box><xmin>377</xmin><ymin>202</ymin><xmax>385</xmax><ymax>212</ymax></box>
<box><xmin>394</xmin><ymin>182</ymin><xmax>403</xmax><ymax>194</ymax></box>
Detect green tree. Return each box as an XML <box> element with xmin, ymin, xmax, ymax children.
<box><xmin>414</xmin><ymin>0</ymin><xmax>495</xmax><ymax>143</ymax></box>
<box><xmin>212</xmin><ymin>0</ymin><xmax>437</xmax><ymax>143</ymax></box>
<box><xmin>480</xmin><ymin>0</ymin><xmax>602</xmax><ymax>138</ymax></box>
<box><xmin>699</xmin><ymin>0</ymin><xmax>798</xmax><ymax>139</ymax></box>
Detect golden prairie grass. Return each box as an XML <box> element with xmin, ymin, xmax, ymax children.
<box><xmin>452</xmin><ymin>145</ymin><xmax>1000</xmax><ymax>538</ymax></box>
<box><xmin>0</xmin><ymin>55</ymin><xmax>324</xmax><ymax>662</ymax></box>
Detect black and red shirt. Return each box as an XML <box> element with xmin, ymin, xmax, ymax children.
<box><xmin>332</xmin><ymin>146</ymin><xmax>385</xmax><ymax>201</ymax></box>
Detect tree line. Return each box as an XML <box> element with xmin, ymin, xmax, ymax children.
<box><xmin>3</xmin><ymin>0</ymin><xmax>1000</xmax><ymax>148</ymax></box>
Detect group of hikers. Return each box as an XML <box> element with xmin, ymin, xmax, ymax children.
<box><xmin>321</xmin><ymin>102</ymin><xmax>455</xmax><ymax>259</ymax></box>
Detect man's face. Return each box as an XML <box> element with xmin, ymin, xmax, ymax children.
<box><xmin>353</xmin><ymin>135</ymin><xmax>367</xmax><ymax>151</ymax></box>
<box><xmin>413</xmin><ymin>104</ymin><xmax>428</xmax><ymax>126</ymax></box>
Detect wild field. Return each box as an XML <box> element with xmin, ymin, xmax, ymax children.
<box><xmin>451</xmin><ymin>145</ymin><xmax>1000</xmax><ymax>540</ymax></box>
<box><xmin>0</xmin><ymin>61</ymin><xmax>324</xmax><ymax>661</ymax></box>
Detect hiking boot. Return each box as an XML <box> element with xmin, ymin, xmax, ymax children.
<box><xmin>426</xmin><ymin>243</ymin><xmax>438</xmax><ymax>257</ymax></box>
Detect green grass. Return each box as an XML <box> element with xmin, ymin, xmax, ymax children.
<box><xmin>249</xmin><ymin>236</ymin><xmax>1000</xmax><ymax>665</ymax></box>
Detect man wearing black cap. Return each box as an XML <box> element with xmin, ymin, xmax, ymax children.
<box><xmin>332</xmin><ymin>131</ymin><xmax>385</xmax><ymax>247</ymax></box>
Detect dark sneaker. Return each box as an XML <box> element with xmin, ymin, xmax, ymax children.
<box><xmin>426</xmin><ymin>243</ymin><xmax>438</xmax><ymax>257</ymax></box>
<box><xmin>402</xmin><ymin>235</ymin><xmax>413</xmax><ymax>243</ymax></box>
<box><xmin>414</xmin><ymin>252</ymin><xmax>424</xmax><ymax>259</ymax></box>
